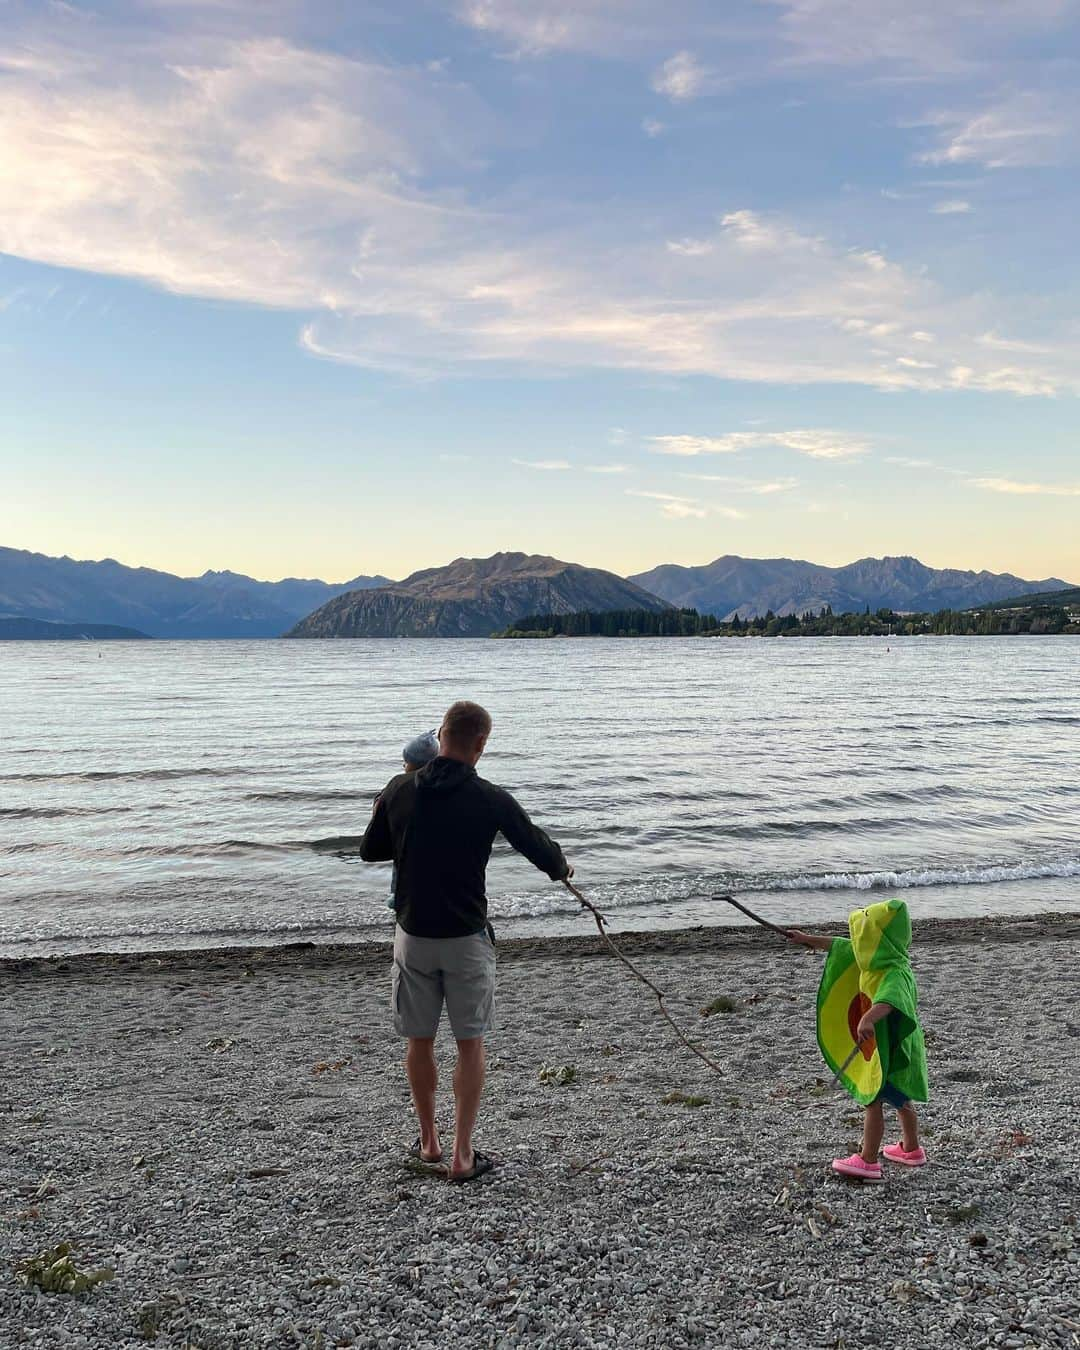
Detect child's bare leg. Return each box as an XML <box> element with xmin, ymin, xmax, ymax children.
<box><xmin>897</xmin><ymin>1103</ymin><xmax>920</xmax><ymax>1152</ymax></box>
<box><xmin>861</xmin><ymin>1101</ymin><xmax>885</xmax><ymax>1163</ymax></box>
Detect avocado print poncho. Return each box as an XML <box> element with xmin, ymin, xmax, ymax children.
<box><xmin>817</xmin><ymin>899</ymin><xmax>929</xmax><ymax>1107</ymax></box>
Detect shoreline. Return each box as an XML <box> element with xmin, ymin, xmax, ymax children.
<box><xmin>4</xmin><ymin>907</ymin><xmax>1076</xmax><ymax>977</ymax></box>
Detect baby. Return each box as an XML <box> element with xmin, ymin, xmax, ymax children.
<box><xmin>788</xmin><ymin>899</ymin><xmax>929</xmax><ymax>1183</ymax></box>
<box><xmin>385</xmin><ymin>730</ymin><xmax>439</xmax><ymax>911</ymax></box>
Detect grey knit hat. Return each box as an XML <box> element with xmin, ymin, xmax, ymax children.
<box><xmin>402</xmin><ymin>729</ymin><xmax>439</xmax><ymax>768</ymax></box>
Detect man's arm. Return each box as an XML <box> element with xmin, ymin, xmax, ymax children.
<box><xmin>494</xmin><ymin>789</ymin><xmax>570</xmax><ymax>880</ymax></box>
<box><xmin>359</xmin><ymin>791</ymin><xmax>395</xmax><ymax>862</ymax></box>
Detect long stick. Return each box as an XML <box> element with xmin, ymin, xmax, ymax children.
<box><xmin>713</xmin><ymin>893</ymin><xmax>792</xmax><ymax>939</ymax></box>
<box><xmin>562</xmin><ymin>879</ymin><xmax>726</xmax><ymax>1077</ymax></box>
<box><xmin>829</xmin><ymin>1042</ymin><xmax>864</xmax><ymax>1089</ymax></box>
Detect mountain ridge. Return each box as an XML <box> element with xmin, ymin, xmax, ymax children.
<box><xmin>629</xmin><ymin>554</ymin><xmax>1072</xmax><ymax>620</ymax></box>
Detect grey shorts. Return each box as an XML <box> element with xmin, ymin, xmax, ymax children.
<box><xmin>391</xmin><ymin>926</ymin><xmax>496</xmax><ymax>1041</ymax></box>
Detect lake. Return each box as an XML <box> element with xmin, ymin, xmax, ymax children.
<box><xmin>1</xmin><ymin>636</ymin><xmax>1077</xmax><ymax>956</ymax></box>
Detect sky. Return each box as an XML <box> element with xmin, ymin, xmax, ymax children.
<box><xmin>2</xmin><ymin>0</ymin><xmax>1079</xmax><ymax>584</ymax></box>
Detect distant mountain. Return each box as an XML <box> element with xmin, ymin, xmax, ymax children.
<box><xmin>0</xmin><ymin>547</ymin><xmax>393</xmax><ymax>638</ymax></box>
<box><xmin>288</xmin><ymin>552</ymin><xmax>671</xmax><ymax>638</ymax></box>
<box><xmin>629</xmin><ymin>555</ymin><xmax>1073</xmax><ymax>621</ymax></box>
<box><xmin>0</xmin><ymin>617</ymin><xmax>149</xmax><ymax>640</ymax></box>
<box><xmin>192</xmin><ymin>570</ymin><xmax>391</xmax><ymax>618</ymax></box>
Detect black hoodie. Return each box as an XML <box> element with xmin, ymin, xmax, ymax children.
<box><xmin>359</xmin><ymin>756</ymin><xmax>569</xmax><ymax>939</ymax></box>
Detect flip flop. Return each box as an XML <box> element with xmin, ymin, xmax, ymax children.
<box><xmin>449</xmin><ymin>1151</ymin><xmax>494</xmax><ymax>1184</ymax></box>
<box><xmin>408</xmin><ymin>1138</ymin><xmax>444</xmax><ymax>1165</ymax></box>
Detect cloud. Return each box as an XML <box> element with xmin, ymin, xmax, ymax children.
<box><xmin>627</xmin><ymin>489</ymin><xmax>745</xmax><ymax>520</ymax></box>
<box><xmin>918</xmin><ymin>92</ymin><xmax>1072</xmax><ymax>169</ymax></box>
<box><xmin>651</xmin><ymin>50</ymin><xmax>709</xmax><ymax>101</ymax></box>
<box><xmin>970</xmin><ymin>477</ymin><xmax>1080</xmax><ymax>497</ymax></box>
<box><xmin>931</xmin><ymin>199</ymin><xmax>972</xmax><ymax>214</ymax></box>
<box><xmin>679</xmin><ymin>474</ymin><xmax>799</xmax><ymax>494</ymax></box>
<box><xmin>585</xmin><ymin>463</ymin><xmax>629</xmax><ymax>473</ymax></box>
<box><xmin>642</xmin><ymin>118</ymin><xmax>666</xmax><ymax>138</ymax></box>
<box><xmin>650</xmin><ymin>429</ymin><xmax>869</xmax><ymax>459</ymax></box>
<box><xmin>512</xmin><ymin>458</ymin><xmax>572</xmax><ymax>470</ymax></box>
<box><xmin>1</xmin><ymin>8</ymin><xmax>1077</xmax><ymax>398</ymax></box>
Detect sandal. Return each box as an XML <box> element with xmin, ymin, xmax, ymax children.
<box><xmin>449</xmin><ymin>1150</ymin><xmax>494</xmax><ymax>1184</ymax></box>
<box><xmin>408</xmin><ymin>1138</ymin><xmax>444</xmax><ymax>1165</ymax></box>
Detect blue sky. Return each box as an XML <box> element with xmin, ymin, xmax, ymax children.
<box><xmin>2</xmin><ymin>0</ymin><xmax>1078</xmax><ymax>583</ymax></box>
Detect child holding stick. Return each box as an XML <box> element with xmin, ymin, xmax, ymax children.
<box><xmin>787</xmin><ymin>899</ymin><xmax>929</xmax><ymax>1183</ymax></box>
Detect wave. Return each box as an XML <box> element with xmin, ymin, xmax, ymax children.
<box><xmin>246</xmin><ymin>789</ymin><xmax>375</xmax><ymax>803</ymax></box>
<box><xmin>0</xmin><ymin>767</ymin><xmax>237</xmax><ymax>783</ymax></box>
<box><xmin>0</xmin><ymin>806</ymin><xmax>135</xmax><ymax>820</ymax></box>
<box><xmin>771</xmin><ymin>859</ymin><xmax>1080</xmax><ymax>892</ymax></box>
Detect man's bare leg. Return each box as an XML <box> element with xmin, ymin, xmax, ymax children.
<box><xmin>405</xmin><ymin>1037</ymin><xmax>441</xmax><ymax>1161</ymax></box>
<box><xmin>861</xmin><ymin>1100</ymin><xmax>885</xmax><ymax>1163</ymax></box>
<box><xmin>450</xmin><ymin>1037</ymin><xmax>485</xmax><ymax>1176</ymax></box>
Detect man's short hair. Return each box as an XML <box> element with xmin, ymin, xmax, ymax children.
<box><xmin>441</xmin><ymin>700</ymin><xmax>492</xmax><ymax>746</ymax></box>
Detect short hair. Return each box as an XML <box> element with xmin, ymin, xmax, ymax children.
<box><xmin>440</xmin><ymin>700</ymin><xmax>492</xmax><ymax>746</ymax></box>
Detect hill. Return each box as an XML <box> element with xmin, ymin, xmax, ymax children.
<box><xmin>629</xmin><ymin>555</ymin><xmax>1072</xmax><ymax>620</ymax></box>
<box><xmin>978</xmin><ymin>585</ymin><xmax>1080</xmax><ymax>611</ymax></box>
<box><xmin>0</xmin><ymin>617</ymin><xmax>149</xmax><ymax>640</ymax></box>
<box><xmin>0</xmin><ymin>547</ymin><xmax>391</xmax><ymax>638</ymax></box>
<box><xmin>287</xmin><ymin>553</ymin><xmax>670</xmax><ymax>638</ymax></box>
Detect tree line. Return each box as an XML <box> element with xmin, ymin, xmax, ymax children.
<box><xmin>494</xmin><ymin>600</ymin><xmax>1080</xmax><ymax>639</ymax></box>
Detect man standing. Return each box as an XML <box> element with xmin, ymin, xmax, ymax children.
<box><xmin>360</xmin><ymin>700</ymin><xmax>571</xmax><ymax>1182</ymax></box>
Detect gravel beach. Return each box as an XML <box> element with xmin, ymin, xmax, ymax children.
<box><xmin>2</xmin><ymin>912</ymin><xmax>1078</xmax><ymax>1349</ymax></box>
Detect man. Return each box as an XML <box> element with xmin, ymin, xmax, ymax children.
<box><xmin>360</xmin><ymin>700</ymin><xmax>571</xmax><ymax>1183</ymax></box>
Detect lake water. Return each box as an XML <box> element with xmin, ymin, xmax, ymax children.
<box><xmin>1</xmin><ymin>637</ymin><xmax>1078</xmax><ymax>956</ymax></box>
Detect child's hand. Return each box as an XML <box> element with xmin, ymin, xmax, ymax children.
<box><xmin>856</xmin><ymin>1013</ymin><xmax>878</xmax><ymax>1045</ymax></box>
<box><xmin>785</xmin><ymin>929</ymin><xmax>815</xmax><ymax>945</ymax></box>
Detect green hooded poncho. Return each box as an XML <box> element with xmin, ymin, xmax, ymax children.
<box><xmin>816</xmin><ymin>898</ymin><xmax>929</xmax><ymax>1107</ymax></box>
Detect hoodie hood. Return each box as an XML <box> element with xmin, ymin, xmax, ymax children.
<box><xmin>415</xmin><ymin>756</ymin><xmax>477</xmax><ymax>796</ymax></box>
<box><xmin>848</xmin><ymin>899</ymin><xmax>912</xmax><ymax>973</ymax></box>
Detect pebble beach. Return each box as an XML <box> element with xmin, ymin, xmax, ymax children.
<box><xmin>2</xmin><ymin>912</ymin><xmax>1078</xmax><ymax>1349</ymax></box>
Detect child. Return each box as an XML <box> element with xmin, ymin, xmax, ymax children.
<box><xmin>384</xmin><ymin>731</ymin><xmax>439</xmax><ymax>911</ymax></box>
<box><xmin>787</xmin><ymin>898</ymin><xmax>929</xmax><ymax>1183</ymax></box>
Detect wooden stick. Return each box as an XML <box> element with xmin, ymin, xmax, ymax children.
<box><xmin>713</xmin><ymin>894</ymin><xmax>792</xmax><ymax>939</ymax></box>
<box><xmin>829</xmin><ymin>1041</ymin><xmax>865</xmax><ymax>1089</ymax></box>
<box><xmin>562</xmin><ymin>879</ymin><xmax>726</xmax><ymax>1078</ymax></box>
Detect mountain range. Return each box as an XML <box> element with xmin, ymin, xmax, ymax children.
<box><xmin>0</xmin><ymin>547</ymin><xmax>389</xmax><ymax>638</ymax></box>
<box><xmin>287</xmin><ymin>553</ymin><xmax>668</xmax><ymax>638</ymax></box>
<box><xmin>629</xmin><ymin>555</ymin><xmax>1072</xmax><ymax>621</ymax></box>
<box><xmin>0</xmin><ymin>544</ymin><xmax>1071</xmax><ymax>637</ymax></box>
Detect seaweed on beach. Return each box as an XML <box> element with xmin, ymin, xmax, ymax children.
<box><xmin>15</xmin><ymin>1242</ymin><xmax>114</xmax><ymax>1295</ymax></box>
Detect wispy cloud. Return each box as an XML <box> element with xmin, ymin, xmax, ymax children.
<box><xmin>650</xmin><ymin>429</ymin><xmax>869</xmax><ymax>459</ymax></box>
<box><xmin>970</xmin><ymin>477</ymin><xmax>1080</xmax><ymax>497</ymax></box>
<box><xmin>512</xmin><ymin>458</ymin><xmax>572</xmax><ymax>470</ymax></box>
<box><xmin>642</xmin><ymin>117</ymin><xmax>666</xmax><ymax>138</ymax></box>
<box><xmin>931</xmin><ymin>199</ymin><xmax>972</xmax><ymax>214</ymax></box>
<box><xmin>918</xmin><ymin>92</ymin><xmax>1072</xmax><ymax>169</ymax></box>
<box><xmin>627</xmin><ymin>489</ymin><xmax>745</xmax><ymax>520</ymax></box>
<box><xmin>679</xmin><ymin>474</ymin><xmax>800</xmax><ymax>494</ymax></box>
<box><xmin>585</xmin><ymin>463</ymin><xmax>630</xmax><ymax>474</ymax></box>
<box><xmin>1</xmin><ymin>6</ymin><xmax>1077</xmax><ymax>399</ymax></box>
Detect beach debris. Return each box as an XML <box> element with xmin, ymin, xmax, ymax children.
<box><xmin>661</xmin><ymin>1091</ymin><xmax>711</xmax><ymax>1108</ymax></box>
<box><xmin>538</xmin><ymin>1063</ymin><xmax>577</xmax><ymax>1086</ymax></box>
<box><xmin>888</xmin><ymin>1279</ymin><xmax>921</xmax><ymax>1305</ymax></box>
<box><xmin>204</xmin><ymin>1037</ymin><xmax>234</xmax><ymax>1053</ymax></box>
<box><xmin>700</xmin><ymin>996</ymin><xmax>737</xmax><ymax>1017</ymax></box>
<box><xmin>16</xmin><ymin>1242</ymin><xmax>114</xmax><ymax>1295</ymax></box>
<box><xmin>311</xmin><ymin>1057</ymin><xmax>352</xmax><ymax>1073</ymax></box>
<box><xmin>969</xmin><ymin>1231</ymin><xmax>989</xmax><ymax>1247</ymax></box>
<box><xmin>246</xmin><ymin>1166</ymin><xmax>289</xmax><ymax>1179</ymax></box>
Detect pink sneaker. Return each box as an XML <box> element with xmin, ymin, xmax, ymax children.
<box><xmin>832</xmin><ymin>1153</ymin><xmax>883</xmax><ymax>1182</ymax></box>
<box><xmin>883</xmin><ymin>1143</ymin><xmax>927</xmax><ymax>1167</ymax></box>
